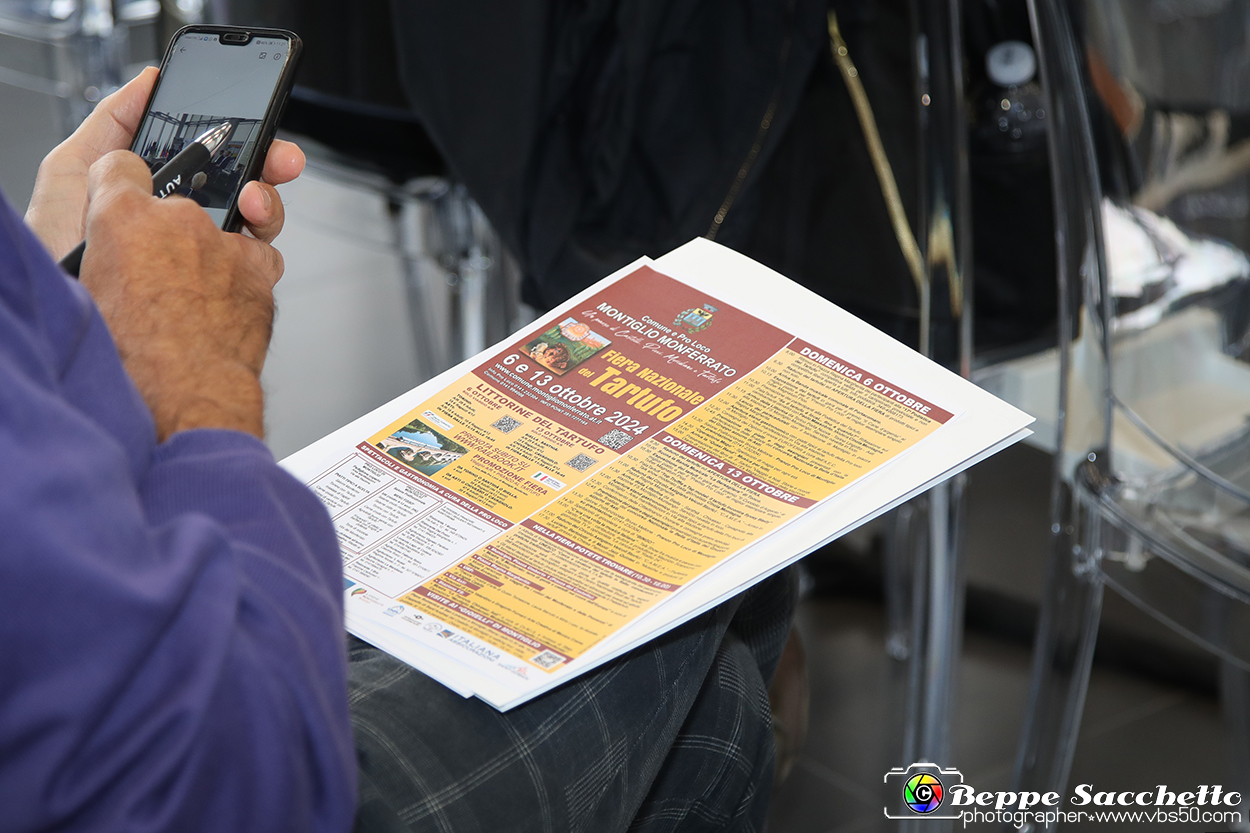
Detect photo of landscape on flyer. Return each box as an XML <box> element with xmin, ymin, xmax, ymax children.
<box><xmin>375</xmin><ymin>418</ymin><xmax>469</xmax><ymax>476</ymax></box>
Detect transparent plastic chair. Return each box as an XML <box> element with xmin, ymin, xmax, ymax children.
<box><xmin>0</xmin><ymin>0</ymin><xmax>159</xmax><ymax>136</ymax></box>
<box><xmin>871</xmin><ymin>0</ymin><xmax>974</xmax><ymax>803</ymax></box>
<box><xmin>823</xmin><ymin>4</ymin><xmax>973</xmax><ymax>810</ymax></box>
<box><xmin>1003</xmin><ymin>0</ymin><xmax>1250</xmax><ymax>829</ymax></box>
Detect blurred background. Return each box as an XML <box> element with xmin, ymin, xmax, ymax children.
<box><xmin>5</xmin><ymin>1</ymin><xmax>1250</xmax><ymax>830</ymax></box>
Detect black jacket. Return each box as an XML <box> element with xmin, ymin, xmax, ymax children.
<box><xmin>387</xmin><ymin>0</ymin><xmax>838</xmax><ymax>311</ymax></box>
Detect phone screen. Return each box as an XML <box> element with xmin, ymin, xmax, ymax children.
<box><xmin>131</xmin><ymin>31</ymin><xmax>293</xmax><ymax>227</ymax></box>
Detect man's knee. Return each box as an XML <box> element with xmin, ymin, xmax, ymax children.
<box><xmin>627</xmin><ymin>632</ymin><xmax>776</xmax><ymax>832</ymax></box>
<box><xmin>730</xmin><ymin>566</ymin><xmax>801</xmax><ymax>686</ymax></box>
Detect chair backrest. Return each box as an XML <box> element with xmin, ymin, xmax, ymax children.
<box><xmin>1031</xmin><ymin>0</ymin><xmax>1250</xmax><ymax>661</ymax></box>
<box><xmin>0</xmin><ymin>0</ymin><xmax>161</xmax><ymax>136</ymax></box>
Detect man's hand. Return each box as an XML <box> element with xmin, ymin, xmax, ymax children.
<box><xmin>80</xmin><ymin>151</ymin><xmax>285</xmax><ymax>441</ymax></box>
<box><xmin>25</xmin><ymin>67</ymin><xmax>308</xmax><ymax>441</ymax></box>
<box><xmin>25</xmin><ymin>66</ymin><xmax>305</xmax><ymax>258</ymax></box>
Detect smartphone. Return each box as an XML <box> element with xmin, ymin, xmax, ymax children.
<box><xmin>129</xmin><ymin>25</ymin><xmax>303</xmax><ymax>231</ymax></box>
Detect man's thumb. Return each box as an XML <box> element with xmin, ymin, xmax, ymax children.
<box><xmin>67</xmin><ymin>66</ymin><xmax>158</xmax><ymax>162</ymax></box>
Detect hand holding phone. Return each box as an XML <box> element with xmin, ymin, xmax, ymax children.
<box><xmin>48</xmin><ymin>25</ymin><xmax>302</xmax><ymax>276</ymax></box>
<box><xmin>57</xmin><ymin>122</ymin><xmax>236</xmax><ymax>275</ymax></box>
<box><xmin>78</xmin><ymin>148</ymin><xmax>286</xmax><ymax>440</ymax></box>
<box><xmin>25</xmin><ymin>68</ymin><xmax>304</xmax><ymax>264</ymax></box>
<box><xmin>129</xmin><ymin>25</ymin><xmax>303</xmax><ymax>231</ymax></box>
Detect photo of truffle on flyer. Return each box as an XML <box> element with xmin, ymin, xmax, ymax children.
<box><xmin>520</xmin><ymin>318</ymin><xmax>611</xmax><ymax>375</ymax></box>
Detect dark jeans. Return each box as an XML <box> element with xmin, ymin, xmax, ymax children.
<box><xmin>349</xmin><ymin>567</ymin><xmax>797</xmax><ymax>833</ymax></box>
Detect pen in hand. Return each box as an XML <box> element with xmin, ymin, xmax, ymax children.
<box><xmin>59</xmin><ymin>122</ymin><xmax>233</xmax><ymax>278</ymax></box>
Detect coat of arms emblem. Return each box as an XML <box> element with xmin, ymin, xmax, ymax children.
<box><xmin>674</xmin><ymin>304</ymin><xmax>717</xmax><ymax>334</ymax></box>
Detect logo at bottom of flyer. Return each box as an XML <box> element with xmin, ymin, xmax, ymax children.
<box><xmin>348</xmin><ymin>586</ymin><xmax>382</xmax><ymax>607</ymax></box>
<box><xmin>884</xmin><ymin>763</ymin><xmax>964</xmax><ymax>820</ymax></box>
<box><xmin>498</xmin><ymin>661</ymin><xmax>530</xmax><ymax>680</ymax></box>
<box><xmin>531</xmin><ymin>471</ymin><xmax>566</xmax><ymax>490</ymax></box>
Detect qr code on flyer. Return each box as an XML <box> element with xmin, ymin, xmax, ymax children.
<box><xmin>567</xmin><ymin>453</ymin><xmax>596</xmax><ymax>472</ymax></box>
<box><xmin>530</xmin><ymin>650</ymin><xmax>565</xmax><ymax>670</ymax></box>
<box><xmin>598</xmin><ymin>429</ymin><xmax>632</xmax><ymax>450</ymax></box>
<box><xmin>492</xmin><ymin>415</ymin><xmax>522</xmax><ymax>433</ymax></box>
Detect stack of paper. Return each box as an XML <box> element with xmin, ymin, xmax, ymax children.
<box><xmin>281</xmin><ymin>239</ymin><xmax>1033</xmax><ymax>710</ymax></box>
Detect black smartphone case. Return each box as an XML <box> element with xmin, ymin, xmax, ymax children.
<box><xmin>131</xmin><ymin>24</ymin><xmax>304</xmax><ymax>233</ymax></box>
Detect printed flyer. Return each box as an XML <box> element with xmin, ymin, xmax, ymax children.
<box><xmin>282</xmin><ymin>239</ymin><xmax>1033</xmax><ymax>709</ymax></box>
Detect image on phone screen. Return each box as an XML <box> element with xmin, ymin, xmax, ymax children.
<box><xmin>131</xmin><ymin>31</ymin><xmax>292</xmax><ymax>227</ymax></box>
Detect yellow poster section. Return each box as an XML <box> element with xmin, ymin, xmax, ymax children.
<box><xmin>366</xmin><ymin>376</ymin><xmax>613</xmax><ymax>524</ymax></box>
<box><xmin>401</xmin><ymin>523</ymin><xmax>652</xmax><ymax>660</ymax></box>
<box><xmin>397</xmin><ymin>347</ymin><xmax>946</xmax><ymax>671</ymax></box>
<box><xmin>666</xmin><ymin>346</ymin><xmax>943</xmax><ymax>500</ymax></box>
<box><xmin>537</xmin><ymin>446</ymin><xmax>802</xmax><ymax>579</ymax></box>
<box><xmin>400</xmin><ymin>437</ymin><xmax>806</xmax><ymax>667</ymax></box>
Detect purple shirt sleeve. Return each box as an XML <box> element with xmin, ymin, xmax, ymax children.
<box><xmin>0</xmin><ymin>194</ymin><xmax>356</xmax><ymax>831</ymax></box>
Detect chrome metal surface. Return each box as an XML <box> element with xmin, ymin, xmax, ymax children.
<box><xmin>194</xmin><ymin>121</ymin><xmax>232</xmax><ymax>157</ymax></box>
